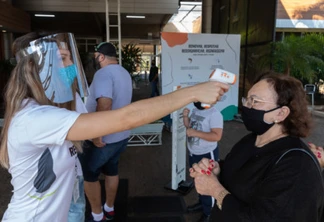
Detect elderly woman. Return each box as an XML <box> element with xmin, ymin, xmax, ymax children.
<box><xmin>190</xmin><ymin>72</ymin><xmax>324</xmax><ymax>222</ymax></box>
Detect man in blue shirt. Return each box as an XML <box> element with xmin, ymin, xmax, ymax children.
<box><xmin>79</xmin><ymin>42</ymin><xmax>132</xmax><ymax>222</ymax></box>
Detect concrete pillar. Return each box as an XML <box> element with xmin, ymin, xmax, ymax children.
<box><xmin>202</xmin><ymin>0</ymin><xmax>213</xmax><ymax>33</ymax></box>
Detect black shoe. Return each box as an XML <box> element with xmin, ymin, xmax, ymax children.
<box><xmin>197</xmin><ymin>214</ymin><xmax>210</xmax><ymax>222</ymax></box>
<box><xmin>104</xmin><ymin>209</ymin><xmax>115</xmax><ymax>221</ymax></box>
<box><xmin>187</xmin><ymin>202</ymin><xmax>203</xmax><ymax>213</ymax></box>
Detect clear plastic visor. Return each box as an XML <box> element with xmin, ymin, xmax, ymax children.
<box><xmin>15</xmin><ymin>33</ymin><xmax>89</xmax><ymax>103</ymax></box>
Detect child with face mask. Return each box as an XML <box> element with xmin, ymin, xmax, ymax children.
<box><xmin>183</xmin><ymin>102</ymin><xmax>223</xmax><ymax>222</ymax></box>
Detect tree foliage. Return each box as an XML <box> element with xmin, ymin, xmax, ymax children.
<box><xmin>251</xmin><ymin>33</ymin><xmax>324</xmax><ymax>83</ymax></box>
<box><xmin>115</xmin><ymin>43</ymin><xmax>142</xmax><ymax>75</ymax></box>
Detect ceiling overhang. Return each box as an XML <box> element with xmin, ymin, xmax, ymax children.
<box><xmin>0</xmin><ymin>1</ymin><xmax>30</xmax><ymax>33</ymax></box>
<box><xmin>13</xmin><ymin>0</ymin><xmax>179</xmax><ymax>14</ymax></box>
<box><xmin>12</xmin><ymin>0</ymin><xmax>181</xmax><ymax>42</ymax></box>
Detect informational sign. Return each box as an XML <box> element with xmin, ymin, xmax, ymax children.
<box><xmin>161</xmin><ymin>32</ymin><xmax>241</xmax><ymax>120</ymax></box>
<box><xmin>162</xmin><ymin>33</ymin><xmax>241</xmax><ymax>193</ymax></box>
<box><xmin>171</xmin><ymin>86</ymin><xmax>187</xmax><ymax>190</ymax></box>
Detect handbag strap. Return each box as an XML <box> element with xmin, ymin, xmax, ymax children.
<box><xmin>275</xmin><ymin>148</ymin><xmax>322</xmax><ymax>175</ymax></box>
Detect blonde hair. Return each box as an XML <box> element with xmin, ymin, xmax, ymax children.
<box><xmin>0</xmin><ymin>33</ymin><xmax>82</xmax><ymax>169</ymax></box>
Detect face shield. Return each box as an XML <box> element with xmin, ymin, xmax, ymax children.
<box><xmin>15</xmin><ymin>33</ymin><xmax>89</xmax><ymax>103</ymax></box>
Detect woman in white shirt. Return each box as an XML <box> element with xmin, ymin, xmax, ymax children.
<box><xmin>0</xmin><ymin>32</ymin><xmax>229</xmax><ymax>222</ymax></box>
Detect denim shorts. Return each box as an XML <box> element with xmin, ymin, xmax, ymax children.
<box><xmin>79</xmin><ymin>138</ymin><xmax>128</xmax><ymax>182</ymax></box>
<box><xmin>68</xmin><ymin>175</ymin><xmax>85</xmax><ymax>222</ymax></box>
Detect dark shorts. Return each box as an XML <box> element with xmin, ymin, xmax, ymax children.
<box><xmin>79</xmin><ymin>138</ymin><xmax>128</xmax><ymax>182</ymax></box>
<box><xmin>188</xmin><ymin>147</ymin><xmax>219</xmax><ymax>168</ymax></box>
<box><xmin>188</xmin><ymin>147</ymin><xmax>219</xmax><ymax>216</ymax></box>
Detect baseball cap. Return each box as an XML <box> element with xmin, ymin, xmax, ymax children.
<box><xmin>94</xmin><ymin>42</ymin><xmax>117</xmax><ymax>57</ymax></box>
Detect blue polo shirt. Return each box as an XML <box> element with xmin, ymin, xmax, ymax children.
<box><xmin>86</xmin><ymin>64</ymin><xmax>132</xmax><ymax>143</ymax></box>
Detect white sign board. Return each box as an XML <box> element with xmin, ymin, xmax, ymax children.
<box><xmin>161</xmin><ymin>32</ymin><xmax>241</xmax><ymax>120</ymax></box>
<box><xmin>171</xmin><ymin>86</ymin><xmax>187</xmax><ymax>189</ymax></box>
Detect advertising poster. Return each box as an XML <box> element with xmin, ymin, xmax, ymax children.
<box><xmin>171</xmin><ymin>86</ymin><xmax>187</xmax><ymax>190</ymax></box>
<box><xmin>161</xmin><ymin>32</ymin><xmax>241</xmax><ymax>120</ymax></box>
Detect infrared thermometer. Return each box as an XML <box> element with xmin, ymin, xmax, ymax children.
<box><xmin>201</xmin><ymin>68</ymin><xmax>237</xmax><ymax>109</ymax></box>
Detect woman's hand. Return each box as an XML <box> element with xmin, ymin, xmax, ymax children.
<box><xmin>189</xmin><ymin>158</ymin><xmax>220</xmax><ymax>176</ymax></box>
<box><xmin>308</xmin><ymin>142</ymin><xmax>324</xmax><ymax>168</ymax></box>
<box><xmin>190</xmin><ymin>158</ymin><xmax>228</xmax><ymax>205</ymax></box>
<box><xmin>189</xmin><ymin>159</ymin><xmax>223</xmax><ymax>198</ymax></box>
<box><xmin>192</xmin><ymin>81</ymin><xmax>229</xmax><ymax>104</ymax></box>
<box><xmin>192</xmin><ymin>170</ymin><xmax>220</xmax><ymax>197</ymax></box>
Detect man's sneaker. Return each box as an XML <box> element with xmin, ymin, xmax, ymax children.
<box><xmin>104</xmin><ymin>210</ymin><xmax>115</xmax><ymax>221</ymax></box>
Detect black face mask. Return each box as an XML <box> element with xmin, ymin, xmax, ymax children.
<box><xmin>193</xmin><ymin>102</ymin><xmax>205</xmax><ymax>110</ymax></box>
<box><xmin>241</xmin><ymin>106</ymin><xmax>281</xmax><ymax>135</ymax></box>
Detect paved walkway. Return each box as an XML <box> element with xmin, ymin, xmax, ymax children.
<box><xmin>1</xmin><ymin>80</ymin><xmax>324</xmax><ymax>222</ymax></box>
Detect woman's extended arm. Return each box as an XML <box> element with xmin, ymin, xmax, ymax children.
<box><xmin>67</xmin><ymin>81</ymin><xmax>229</xmax><ymax>141</ymax></box>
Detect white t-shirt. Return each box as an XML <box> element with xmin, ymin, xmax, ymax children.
<box><xmin>2</xmin><ymin>99</ymin><xmax>80</xmax><ymax>222</ymax></box>
<box><xmin>187</xmin><ymin>107</ymin><xmax>223</xmax><ymax>155</ymax></box>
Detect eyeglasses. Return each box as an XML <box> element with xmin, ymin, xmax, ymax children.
<box><xmin>242</xmin><ymin>96</ymin><xmax>276</xmax><ymax>108</ymax></box>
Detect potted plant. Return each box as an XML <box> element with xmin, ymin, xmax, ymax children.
<box><xmin>116</xmin><ymin>43</ymin><xmax>143</xmax><ymax>88</ymax></box>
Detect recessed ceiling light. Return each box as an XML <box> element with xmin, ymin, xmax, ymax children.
<box><xmin>0</xmin><ymin>25</ymin><xmax>3</xmax><ymax>28</ymax></box>
<box><xmin>181</xmin><ymin>1</ymin><xmax>202</xmax><ymax>5</ymax></box>
<box><xmin>126</xmin><ymin>15</ymin><xmax>145</xmax><ymax>19</ymax></box>
<box><xmin>35</xmin><ymin>14</ymin><xmax>55</xmax><ymax>17</ymax></box>
<box><xmin>2</xmin><ymin>30</ymin><xmax>7</xmax><ymax>33</ymax></box>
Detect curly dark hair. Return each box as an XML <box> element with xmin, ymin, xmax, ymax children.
<box><xmin>255</xmin><ymin>71</ymin><xmax>312</xmax><ymax>137</ymax></box>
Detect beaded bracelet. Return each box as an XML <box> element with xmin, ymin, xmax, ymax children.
<box><xmin>216</xmin><ymin>189</ymin><xmax>230</xmax><ymax>210</ymax></box>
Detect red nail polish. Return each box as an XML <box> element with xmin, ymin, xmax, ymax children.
<box><xmin>209</xmin><ymin>159</ymin><xmax>214</xmax><ymax>163</ymax></box>
<box><xmin>208</xmin><ymin>167</ymin><xmax>213</xmax><ymax>171</ymax></box>
<box><xmin>317</xmin><ymin>152</ymin><xmax>322</xmax><ymax>158</ymax></box>
<box><xmin>210</xmin><ymin>164</ymin><xmax>214</xmax><ymax>168</ymax></box>
<box><xmin>201</xmin><ymin>170</ymin><xmax>206</xmax><ymax>174</ymax></box>
<box><xmin>206</xmin><ymin>171</ymin><xmax>211</xmax><ymax>175</ymax></box>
